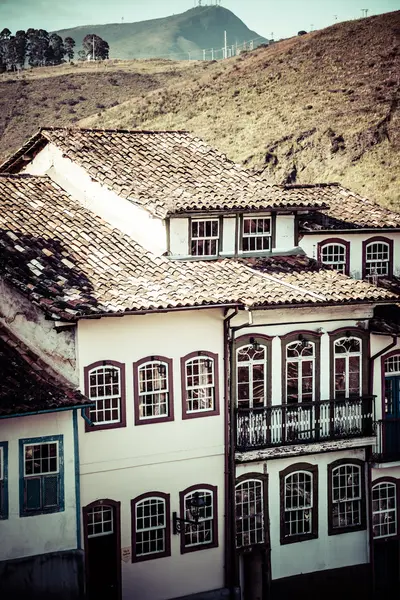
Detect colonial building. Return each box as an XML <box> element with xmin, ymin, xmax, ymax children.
<box><xmin>0</xmin><ymin>321</ymin><xmax>91</xmax><ymax>599</ymax></box>
<box><xmin>1</xmin><ymin>128</ymin><xmax>400</xmax><ymax>600</ymax></box>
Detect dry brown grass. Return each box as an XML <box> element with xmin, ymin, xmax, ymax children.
<box><xmin>1</xmin><ymin>12</ymin><xmax>399</xmax><ymax>209</ymax></box>
<box><xmin>82</xmin><ymin>12</ymin><xmax>400</xmax><ymax>209</ymax></box>
<box><xmin>0</xmin><ymin>58</ymin><xmax>202</xmax><ymax>161</ymax></box>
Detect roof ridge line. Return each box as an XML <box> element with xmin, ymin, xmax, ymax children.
<box><xmin>243</xmin><ymin>264</ymin><xmax>326</xmax><ymax>301</ymax></box>
<box><xmin>40</xmin><ymin>126</ymin><xmax>190</xmax><ymax>134</ymax></box>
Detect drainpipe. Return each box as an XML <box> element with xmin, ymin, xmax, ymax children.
<box><xmin>223</xmin><ymin>307</ymin><xmax>239</xmax><ymax>599</ymax></box>
<box><xmin>81</xmin><ymin>408</ymin><xmax>94</xmax><ymax>427</ymax></box>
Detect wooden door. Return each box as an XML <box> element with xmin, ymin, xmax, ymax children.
<box><xmin>83</xmin><ymin>500</ymin><xmax>121</xmax><ymax>600</ymax></box>
<box><xmin>374</xmin><ymin>539</ymin><xmax>400</xmax><ymax>597</ymax></box>
<box><xmin>384</xmin><ymin>376</ymin><xmax>400</xmax><ymax>457</ymax></box>
<box><xmin>241</xmin><ymin>548</ymin><xmax>269</xmax><ymax>600</ymax></box>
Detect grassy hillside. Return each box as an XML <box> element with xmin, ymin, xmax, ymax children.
<box><xmin>0</xmin><ymin>59</ymin><xmax>200</xmax><ymax>160</ymax></box>
<box><xmin>81</xmin><ymin>10</ymin><xmax>400</xmax><ymax>209</ymax></box>
<box><xmin>54</xmin><ymin>6</ymin><xmax>267</xmax><ymax>60</ymax></box>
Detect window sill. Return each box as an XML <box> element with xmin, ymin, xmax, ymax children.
<box><xmin>183</xmin><ymin>408</ymin><xmax>220</xmax><ymax>420</ymax></box>
<box><xmin>20</xmin><ymin>505</ymin><xmax>64</xmax><ymax>518</ymax></box>
<box><xmin>328</xmin><ymin>523</ymin><xmax>366</xmax><ymax>536</ymax></box>
<box><xmin>280</xmin><ymin>532</ymin><xmax>318</xmax><ymax>545</ymax></box>
<box><xmin>135</xmin><ymin>415</ymin><xmax>174</xmax><ymax>426</ymax></box>
<box><xmin>181</xmin><ymin>540</ymin><xmax>218</xmax><ymax>554</ymax></box>
<box><xmin>85</xmin><ymin>419</ymin><xmax>126</xmax><ymax>432</ymax></box>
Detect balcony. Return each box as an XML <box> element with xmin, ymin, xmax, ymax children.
<box><xmin>236</xmin><ymin>396</ymin><xmax>375</xmax><ymax>451</ymax></box>
<box><xmin>372</xmin><ymin>419</ymin><xmax>400</xmax><ymax>463</ymax></box>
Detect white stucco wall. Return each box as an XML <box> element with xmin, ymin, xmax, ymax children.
<box><xmin>275</xmin><ymin>214</ymin><xmax>296</xmax><ymax>252</ymax></box>
<box><xmin>236</xmin><ymin>448</ymin><xmax>368</xmax><ymax>581</ymax></box>
<box><xmin>0</xmin><ymin>411</ymin><xmax>77</xmax><ymax>561</ymax></box>
<box><xmin>0</xmin><ymin>280</ymin><xmax>77</xmax><ymax>384</ymax></box>
<box><xmin>169</xmin><ymin>218</ymin><xmax>189</xmax><ymax>256</ymax></box>
<box><xmin>23</xmin><ymin>143</ymin><xmax>167</xmax><ymax>256</ymax></box>
<box><xmin>222</xmin><ymin>216</ymin><xmax>236</xmax><ymax>256</ymax></box>
<box><xmin>77</xmin><ymin>309</ymin><xmax>226</xmax><ymax>600</ymax></box>
<box><xmin>300</xmin><ymin>232</ymin><xmax>400</xmax><ymax>278</ymax></box>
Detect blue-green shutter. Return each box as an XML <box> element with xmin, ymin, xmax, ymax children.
<box><xmin>43</xmin><ymin>475</ymin><xmax>59</xmax><ymax>507</ymax></box>
<box><xmin>25</xmin><ymin>477</ymin><xmax>41</xmax><ymax>510</ymax></box>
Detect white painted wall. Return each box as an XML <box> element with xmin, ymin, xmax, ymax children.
<box><xmin>0</xmin><ymin>411</ymin><xmax>77</xmax><ymax>560</ymax></box>
<box><xmin>275</xmin><ymin>215</ymin><xmax>296</xmax><ymax>252</ymax></box>
<box><xmin>23</xmin><ymin>143</ymin><xmax>167</xmax><ymax>256</ymax></box>
<box><xmin>222</xmin><ymin>216</ymin><xmax>236</xmax><ymax>256</ymax></box>
<box><xmin>236</xmin><ymin>448</ymin><xmax>368</xmax><ymax>581</ymax></box>
<box><xmin>169</xmin><ymin>218</ymin><xmax>189</xmax><ymax>256</ymax></box>
<box><xmin>300</xmin><ymin>232</ymin><xmax>400</xmax><ymax>278</ymax></box>
<box><xmin>0</xmin><ymin>280</ymin><xmax>77</xmax><ymax>384</ymax></box>
<box><xmin>77</xmin><ymin>309</ymin><xmax>226</xmax><ymax>600</ymax></box>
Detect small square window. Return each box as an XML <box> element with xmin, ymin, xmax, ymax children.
<box><xmin>134</xmin><ymin>357</ymin><xmax>174</xmax><ymax>425</ymax></box>
<box><xmin>20</xmin><ymin>436</ymin><xmax>64</xmax><ymax>517</ymax></box>
<box><xmin>181</xmin><ymin>352</ymin><xmax>220</xmax><ymax>419</ymax></box>
<box><xmin>242</xmin><ymin>217</ymin><xmax>272</xmax><ymax>253</ymax></box>
<box><xmin>191</xmin><ymin>219</ymin><xmax>219</xmax><ymax>257</ymax></box>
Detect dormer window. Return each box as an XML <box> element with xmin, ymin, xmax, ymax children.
<box><xmin>190</xmin><ymin>219</ymin><xmax>220</xmax><ymax>257</ymax></box>
<box><xmin>242</xmin><ymin>217</ymin><xmax>272</xmax><ymax>253</ymax></box>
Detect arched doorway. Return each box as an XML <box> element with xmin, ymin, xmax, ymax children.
<box><xmin>83</xmin><ymin>499</ymin><xmax>121</xmax><ymax>600</ymax></box>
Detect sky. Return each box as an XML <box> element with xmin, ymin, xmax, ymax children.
<box><xmin>0</xmin><ymin>0</ymin><xmax>398</xmax><ymax>38</ymax></box>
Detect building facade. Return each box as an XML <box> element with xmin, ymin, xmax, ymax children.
<box><xmin>1</xmin><ymin>128</ymin><xmax>400</xmax><ymax>599</ymax></box>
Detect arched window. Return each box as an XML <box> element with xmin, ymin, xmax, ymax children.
<box><xmin>131</xmin><ymin>492</ymin><xmax>171</xmax><ymax>561</ymax></box>
<box><xmin>286</xmin><ymin>340</ymin><xmax>315</xmax><ymax>404</ymax></box>
<box><xmin>181</xmin><ymin>351</ymin><xmax>219</xmax><ymax>419</ymax></box>
<box><xmin>328</xmin><ymin>459</ymin><xmax>366</xmax><ymax>535</ymax></box>
<box><xmin>363</xmin><ymin>237</ymin><xmax>393</xmax><ymax>279</ymax></box>
<box><xmin>236</xmin><ymin>342</ymin><xmax>268</xmax><ymax>409</ymax></box>
<box><xmin>235</xmin><ymin>477</ymin><xmax>265</xmax><ymax>548</ymax></box>
<box><xmin>318</xmin><ymin>239</ymin><xmax>349</xmax><ymax>275</ymax></box>
<box><xmin>372</xmin><ymin>480</ymin><xmax>397</xmax><ymax>539</ymax></box>
<box><xmin>84</xmin><ymin>361</ymin><xmax>126</xmax><ymax>430</ymax></box>
<box><xmin>179</xmin><ymin>484</ymin><xmax>218</xmax><ymax>553</ymax></box>
<box><xmin>280</xmin><ymin>463</ymin><xmax>318</xmax><ymax>544</ymax></box>
<box><xmin>133</xmin><ymin>356</ymin><xmax>174</xmax><ymax>425</ymax></box>
<box><xmin>334</xmin><ymin>337</ymin><xmax>362</xmax><ymax>398</ymax></box>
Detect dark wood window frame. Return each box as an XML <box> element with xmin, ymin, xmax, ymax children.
<box><xmin>362</xmin><ymin>236</ymin><xmax>394</xmax><ymax>280</ymax></box>
<box><xmin>239</xmin><ymin>213</ymin><xmax>276</xmax><ymax>254</ymax></box>
<box><xmin>279</xmin><ymin>462</ymin><xmax>318</xmax><ymax>545</ymax></box>
<box><xmin>84</xmin><ymin>360</ymin><xmax>126</xmax><ymax>432</ymax></box>
<box><xmin>82</xmin><ymin>498</ymin><xmax>122</xmax><ymax>600</ymax></box>
<box><xmin>235</xmin><ymin>472</ymin><xmax>269</xmax><ymax>550</ymax></box>
<box><xmin>181</xmin><ymin>351</ymin><xmax>220</xmax><ymax>420</ymax></box>
<box><xmin>372</xmin><ymin>476</ymin><xmax>400</xmax><ymax>541</ymax></box>
<box><xmin>317</xmin><ymin>238</ymin><xmax>350</xmax><ymax>275</ymax></box>
<box><xmin>133</xmin><ymin>356</ymin><xmax>174</xmax><ymax>426</ymax></box>
<box><xmin>131</xmin><ymin>491</ymin><xmax>171</xmax><ymax>562</ymax></box>
<box><xmin>328</xmin><ymin>458</ymin><xmax>366</xmax><ymax>536</ymax></box>
<box><xmin>380</xmin><ymin>349</ymin><xmax>400</xmax><ymax>418</ymax></box>
<box><xmin>329</xmin><ymin>327</ymin><xmax>370</xmax><ymax>399</ymax></box>
<box><xmin>281</xmin><ymin>330</ymin><xmax>322</xmax><ymax>404</ymax></box>
<box><xmin>234</xmin><ymin>334</ymin><xmax>273</xmax><ymax>408</ymax></box>
<box><xmin>188</xmin><ymin>216</ymin><xmax>223</xmax><ymax>258</ymax></box>
<box><xmin>179</xmin><ymin>483</ymin><xmax>218</xmax><ymax>554</ymax></box>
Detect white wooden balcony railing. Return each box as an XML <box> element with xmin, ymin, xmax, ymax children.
<box><xmin>236</xmin><ymin>396</ymin><xmax>375</xmax><ymax>451</ymax></box>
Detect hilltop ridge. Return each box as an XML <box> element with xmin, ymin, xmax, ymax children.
<box><xmin>54</xmin><ymin>6</ymin><xmax>267</xmax><ymax>60</ymax></box>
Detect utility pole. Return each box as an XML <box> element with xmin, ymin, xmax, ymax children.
<box><xmin>361</xmin><ymin>8</ymin><xmax>369</xmax><ymax>17</ymax></box>
<box><xmin>203</xmin><ymin>48</ymin><xmax>206</xmax><ymax>60</ymax></box>
<box><xmin>224</xmin><ymin>30</ymin><xmax>227</xmax><ymax>59</ymax></box>
<box><xmin>92</xmin><ymin>35</ymin><xmax>95</xmax><ymax>61</ymax></box>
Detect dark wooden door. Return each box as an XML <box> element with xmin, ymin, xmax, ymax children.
<box><xmin>242</xmin><ymin>548</ymin><xmax>269</xmax><ymax>600</ymax></box>
<box><xmin>384</xmin><ymin>376</ymin><xmax>400</xmax><ymax>457</ymax></box>
<box><xmin>83</xmin><ymin>501</ymin><xmax>121</xmax><ymax>600</ymax></box>
<box><xmin>374</xmin><ymin>539</ymin><xmax>400</xmax><ymax>598</ymax></box>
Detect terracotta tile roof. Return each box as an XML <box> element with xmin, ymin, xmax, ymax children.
<box><xmin>0</xmin><ymin>128</ymin><xmax>328</xmax><ymax>217</ymax></box>
<box><xmin>0</xmin><ymin>174</ymin><xmax>395</xmax><ymax>321</ymax></box>
<box><xmin>0</xmin><ymin>323</ymin><xmax>91</xmax><ymax>417</ymax></box>
<box><xmin>298</xmin><ymin>184</ymin><xmax>400</xmax><ymax>231</ymax></box>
